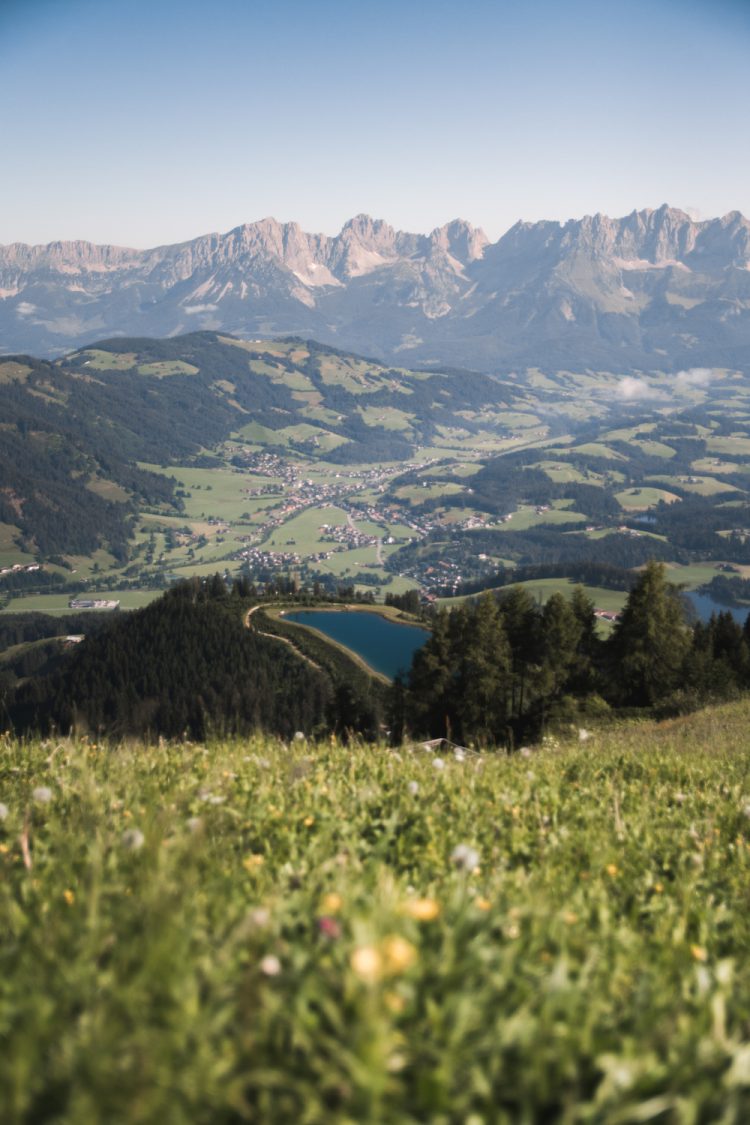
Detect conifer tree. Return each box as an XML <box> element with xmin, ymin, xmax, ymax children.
<box><xmin>608</xmin><ymin>561</ymin><xmax>690</xmax><ymax>706</ymax></box>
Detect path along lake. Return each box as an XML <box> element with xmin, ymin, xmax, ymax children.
<box><xmin>282</xmin><ymin>610</ymin><xmax>429</xmax><ymax>679</ymax></box>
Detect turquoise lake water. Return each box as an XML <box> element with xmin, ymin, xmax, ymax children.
<box><xmin>282</xmin><ymin>610</ymin><xmax>429</xmax><ymax>679</ymax></box>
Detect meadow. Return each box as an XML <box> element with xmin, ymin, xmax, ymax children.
<box><xmin>3</xmin><ymin>702</ymin><xmax>750</xmax><ymax>1122</ymax></box>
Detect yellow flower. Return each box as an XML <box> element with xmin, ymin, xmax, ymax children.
<box><xmin>381</xmin><ymin>935</ymin><xmax>418</xmax><ymax>975</ymax></box>
<box><xmin>351</xmin><ymin>945</ymin><xmax>383</xmax><ymax>983</ymax></box>
<box><xmin>384</xmin><ymin>990</ymin><xmax>406</xmax><ymax>1014</ymax></box>
<box><xmin>653</xmin><ymin>882</ymin><xmax>664</xmax><ymax>894</ymax></box>
<box><xmin>401</xmin><ymin>897</ymin><xmax>440</xmax><ymax>921</ymax></box>
<box><xmin>606</xmin><ymin>863</ymin><xmax>618</xmax><ymax>878</ymax></box>
<box><xmin>321</xmin><ymin>892</ymin><xmax>343</xmax><ymax>914</ymax></box>
<box><xmin>63</xmin><ymin>889</ymin><xmax>75</xmax><ymax>906</ymax></box>
<box><xmin>243</xmin><ymin>854</ymin><xmax>265</xmax><ymax>871</ymax></box>
<box><xmin>303</xmin><ymin>815</ymin><xmax>315</xmax><ymax>828</ymax></box>
<box><xmin>691</xmin><ymin>944</ymin><xmax>708</xmax><ymax>962</ymax></box>
<box><xmin>475</xmin><ymin>897</ymin><xmax>491</xmax><ymax>912</ymax></box>
<box><xmin>563</xmin><ymin>911</ymin><xmax>578</xmax><ymax>925</ymax></box>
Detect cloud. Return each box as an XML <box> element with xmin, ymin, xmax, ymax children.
<box><xmin>675</xmin><ymin>367</ymin><xmax>713</xmax><ymax>390</ymax></box>
<box><xmin>16</xmin><ymin>301</ymin><xmax>36</xmax><ymax>316</ymax></box>
<box><xmin>616</xmin><ymin>376</ymin><xmax>663</xmax><ymax>401</ymax></box>
<box><xmin>183</xmin><ymin>303</ymin><xmax>218</xmax><ymax>314</ymax></box>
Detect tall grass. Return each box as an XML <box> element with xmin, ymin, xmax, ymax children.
<box><xmin>2</xmin><ymin>703</ymin><xmax>750</xmax><ymax>1122</ymax></box>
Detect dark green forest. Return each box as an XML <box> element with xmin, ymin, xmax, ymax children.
<box><xmin>5</xmin><ymin>578</ymin><xmax>384</xmax><ymax>741</ymax></box>
<box><xmin>396</xmin><ymin>562</ymin><xmax>750</xmax><ymax>746</ymax></box>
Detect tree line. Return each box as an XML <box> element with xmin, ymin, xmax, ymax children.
<box><xmin>393</xmin><ymin>562</ymin><xmax>750</xmax><ymax>746</ymax></box>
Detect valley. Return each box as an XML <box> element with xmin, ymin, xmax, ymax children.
<box><xmin>2</xmin><ymin>333</ymin><xmax>750</xmax><ymax>622</ymax></box>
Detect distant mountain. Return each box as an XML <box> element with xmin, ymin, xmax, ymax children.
<box><xmin>2</xmin><ymin>207</ymin><xmax>749</xmax><ymax>372</ymax></box>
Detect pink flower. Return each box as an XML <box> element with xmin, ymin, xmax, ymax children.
<box><xmin>317</xmin><ymin>915</ymin><xmax>342</xmax><ymax>939</ymax></box>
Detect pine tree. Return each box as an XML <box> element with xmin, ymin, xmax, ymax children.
<box><xmin>608</xmin><ymin>561</ymin><xmax>690</xmax><ymax>707</ymax></box>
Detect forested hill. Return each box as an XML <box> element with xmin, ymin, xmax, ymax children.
<box><xmin>0</xmin><ymin>332</ymin><xmax>525</xmax><ymax>560</ymax></box>
<box><xmin>7</xmin><ymin>579</ymin><xmax>384</xmax><ymax>740</ymax></box>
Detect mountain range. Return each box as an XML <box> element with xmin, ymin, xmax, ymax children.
<box><xmin>2</xmin><ymin>206</ymin><xmax>749</xmax><ymax>372</ymax></box>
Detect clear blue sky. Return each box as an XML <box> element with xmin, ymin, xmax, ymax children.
<box><xmin>1</xmin><ymin>0</ymin><xmax>748</xmax><ymax>247</ymax></box>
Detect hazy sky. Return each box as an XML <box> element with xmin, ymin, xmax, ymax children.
<box><xmin>1</xmin><ymin>0</ymin><xmax>748</xmax><ymax>247</ymax></box>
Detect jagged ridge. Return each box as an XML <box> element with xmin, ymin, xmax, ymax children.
<box><xmin>1</xmin><ymin>206</ymin><xmax>749</xmax><ymax>372</ymax></box>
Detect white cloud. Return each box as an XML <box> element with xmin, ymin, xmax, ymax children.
<box><xmin>674</xmin><ymin>367</ymin><xmax>713</xmax><ymax>390</ymax></box>
<box><xmin>16</xmin><ymin>301</ymin><xmax>36</xmax><ymax>316</ymax></box>
<box><xmin>616</xmin><ymin>376</ymin><xmax>662</xmax><ymax>401</ymax></box>
<box><xmin>183</xmin><ymin>303</ymin><xmax>218</xmax><ymax>314</ymax></box>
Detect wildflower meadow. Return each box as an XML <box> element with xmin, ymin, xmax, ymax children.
<box><xmin>3</xmin><ymin>702</ymin><xmax>750</xmax><ymax>1122</ymax></box>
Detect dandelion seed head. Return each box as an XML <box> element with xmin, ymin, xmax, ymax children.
<box><xmin>432</xmin><ymin>757</ymin><xmax>445</xmax><ymax>771</ymax></box>
<box><xmin>32</xmin><ymin>786</ymin><xmax>52</xmax><ymax>804</ymax></box>
<box><xmin>0</xmin><ymin>802</ymin><xmax>8</xmax><ymax>820</ymax></box>
<box><xmin>260</xmin><ymin>954</ymin><xmax>282</xmax><ymax>976</ymax></box>
<box><xmin>121</xmin><ymin>828</ymin><xmax>145</xmax><ymax>851</ymax></box>
<box><xmin>451</xmin><ymin>843</ymin><xmax>480</xmax><ymax>872</ymax></box>
<box><xmin>407</xmin><ymin>780</ymin><xmax>419</xmax><ymax>796</ymax></box>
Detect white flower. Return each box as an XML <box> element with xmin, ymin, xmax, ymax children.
<box><xmin>451</xmin><ymin>843</ymin><xmax>480</xmax><ymax>871</ymax></box>
<box><xmin>247</xmin><ymin>907</ymin><xmax>271</xmax><ymax>930</ymax></box>
<box><xmin>407</xmin><ymin>781</ymin><xmax>419</xmax><ymax>796</ymax></box>
<box><xmin>578</xmin><ymin>728</ymin><xmax>591</xmax><ymax>742</ymax></box>
<box><xmin>32</xmin><ymin>786</ymin><xmax>52</xmax><ymax>804</ymax></box>
<box><xmin>453</xmin><ymin>748</ymin><xmax>466</xmax><ymax>762</ymax></box>
<box><xmin>186</xmin><ymin>816</ymin><xmax>203</xmax><ymax>833</ymax></box>
<box><xmin>0</xmin><ymin>802</ymin><xmax>8</xmax><ymax>820</ymax></box>
<box><xmin>294</xmin><ymin>731</ymin><xmax>306</xmax><ymax>741</ymax></box>
<box><xmin>260</xmin><ymin>954</ymin><xmax>281</xmax><ymax>977</ymax></box>
<box><xmin>121</xmin><ymin>828</ymin><xmax>145</xmax><ymax>851</ymax></box>
<box><xmin>432</xmin><ymin>757</ymin><xmax>445</xmax><ymax>771</ymax></box>
<box><xmin>742</xmin><ymin>804</ymin><xmax>750</xmax><ymax>820</ymax></box>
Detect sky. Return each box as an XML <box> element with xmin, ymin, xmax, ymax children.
<box><xmin>1</xmin><ymin>0</ymin><xmax>749</xmax><ymax>248</ymax></box>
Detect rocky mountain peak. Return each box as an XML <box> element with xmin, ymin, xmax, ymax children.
<box><xmin>429</xmin><ymin>219</ymin><xmax>488</xmax><ymax>263</ymax></box>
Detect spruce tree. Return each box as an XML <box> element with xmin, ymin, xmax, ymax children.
<box><xmin>608</xmin><ymin>561</ymin><xmax>690</xmax><ymax>707</ymax></box>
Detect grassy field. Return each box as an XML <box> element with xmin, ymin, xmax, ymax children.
<box><xmin>3</xmin><ymin>702</ymin><xmax>750</xmax><ymax>1121</ymax></box>
<box><xmin>0</xmin><ymin>589</ymin><xmax>162</xmax><ymax>615</ymax></box>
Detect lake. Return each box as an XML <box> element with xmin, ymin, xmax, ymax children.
<box><xmin>685</xmin><ymin>591</ymin><xmax>750</xmax><ymax>626</ymax></box>
<box><xmin>282</xmin><ymin>610</ymin><xmax>429</xmax><ymax>679</ymax></box>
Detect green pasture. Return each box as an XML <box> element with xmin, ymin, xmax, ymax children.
<box><xmin>0</xmin><ymin>524</ymin><xmax>34</xmax><ymax>568</ymax></box>
<box><xmin>79</xmin><ymin>349</ymin><xmax>138</xmax><ymax>370</ymax></box>
<box><xmin>262</xmin><ymin>506</ymin><xmax>349</xmax><ymax>553</ymax></box>
<box><xmin>137</xmin><ymin>360</ymin><xmax>199</xmax><ymax>377</ymax></box>
<box><xmin>357</xmin><ymin>405</ymin><xmax>415</xmax><ymax>432</ymax></box>
<box><xmin>499</xmin><ymin>507</ymin><xmax>587</xmax><ymax>532</ymax></box>
<box><xmin>615</xmin><ymin>487</ymin><xmax>681</xmax><ymax>509</ymax></box>
<box><xmin>0</xmin><ymin>589</ymin><xmax>161</xmax><ymax>615</ymax></box>
<box><xmin>649</xmin><ymin>475</ymin><xmax>740</xmax><ymax>497</ymax></box>
<box><xmin>6</xmin><ymin>704</ymin><xmax>750</xmax><ymax>1121</ymax></box>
